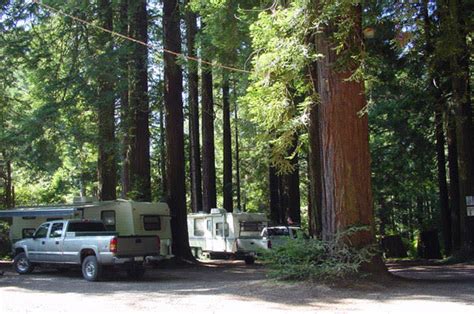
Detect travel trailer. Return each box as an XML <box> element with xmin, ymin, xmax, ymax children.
<box><xmin>187</xmin><ymin>208</ymin><xmax>269</xmax><ymax>264</ymax></box>
<box><xmin>0</xmin><ymin>199</ymin><xmax>172</xmax><ymax>260</ymax></box>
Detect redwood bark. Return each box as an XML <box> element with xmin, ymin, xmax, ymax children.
<box><xmin>128</xmin><ymin>0</ymin><xmax>151</xmax><ymax>201</ymax></box>
<box><xmin>201</xmin><ymin>44</ymin><xmax>217</xmax><ymax>212</ymax></box>
<box><xmin>222</xmin><ymin>72</ymin><xmax>233</xmax><ymax>212</ymax></box>
<box><xmin>118</xmin><ymin>0</ymin><xmax>130</xmax><ymax>198</ymax></box>
<box><xmin>163</xmin><ymin>0</ymin><xmax>194</xmax><ymax>260</ymax></box>
<box><xmin>269</xmin><ymin>165</ymin><xmax>282</xmax><ymax>225</ymax></box>
<box><xmin>97</xmin><ymin>0</ymin><xmax>117</xmax><ymax>201</ymax></box>
<box><xmin>185</xmin><ymin>2</ymin><xmax>202</xmax><ymax>213</ymax></box>
<box><xmin>446</xmin><ymin>113</ymin><xmax>461</xmax><ymax>251</ymax></box>
<box><xmin>312</xmin><ymin>5</ymin><xmax>376</xmax><ymax>248</ymax></box>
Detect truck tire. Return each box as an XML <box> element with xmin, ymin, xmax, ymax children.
<box><xmin>13</xmin><ymin>252</ymin><xmax>35</xmax><ymax>274</ymax></box>
<box><xmin>244</xmin><ymin>256</ymin><xmax>255</xmax><ymax>265</ymax></box>
<box><xmin>82</xmin><ymin>256</ymin><xmax>102</xmax><ymax>281</ymax></box>
<box><xmin>126</xmin><ymin>263</ymin><xmax>145</xmax><ymax>280</ymax></box>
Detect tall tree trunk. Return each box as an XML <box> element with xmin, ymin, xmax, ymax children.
<box><xmin>310</xmin><ymin>4</ymin><xmax>384</xmax><ymax>273</ymax></box>
<box><xmin>281</xmin><ymin>141</ymin><xmax>301</xmax><ymax>225</ymax></box>
<box><xmin>163</xmin><ymin>0</ymin><xmax>194</xmax><ymax>260</ymax></box>
<box><xmin>128</xmin><ymin>0</ymin><xmax>151</xmax><ymax>201</ymax></box>
<box><xmin>269</xmin><ymin>165</ymin><xmax>282</xmax><ymax>225</ymax></box>
<box><xmin>118</xmin><ymin>0</ymin><xmax>130</xmax><ymax>198</ymax></box>
<box><xmin>447</xmin><ymin>111</ymin><xmax>462</xmax><ymax>251</ymax></box>
<box><xmin>222</xmin><ymin>72</ymin><xmax>233</xmax><ymax>212</ymax></box>
<box><xmin>159</xmin><ymin>102</ymin><xmax>167</xmax><ymax>198</ymax></box>
<box><xmin>97</xmin><ymin>0</ymin><xmax>117</xmax><ymax>201</ymax></box>
<box><xmin>201</xmin><ymin>39</ymin><xmax>217</xmax><ymax>212</ymax></box>
<box><xmin>447</xmin><ymin>0</ymin><xmax>474</xmax><ymax>254</ymax></box>
<box><xmin>185</xmin><ymin>3</ymin><xmax>202</xmax><ymax>213</ymax></box>
<box><xmin>234</xmin><ymin>96</ymin><xmax>242</xmax><ymax>211</ymax></box>
<box><xmin>422</xmin><ymin>0</ymin><xmax>451</xmax><ymax>255</ymax></box>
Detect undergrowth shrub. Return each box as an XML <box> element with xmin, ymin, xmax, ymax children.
<box><xmin>260</xmin><ymin>227</ymin><xmax>377</xmax><ymax>281</ymax></box>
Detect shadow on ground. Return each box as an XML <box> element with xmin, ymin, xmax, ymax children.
<box><xmin>1</xmin><ymin>260</ymin><xmax>473</xmax><ymax>307</ymax></box>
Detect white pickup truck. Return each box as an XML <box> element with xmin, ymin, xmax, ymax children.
<box><xmin>12</xmin><ymin>219</ymin><xmax>160</xmax><ymax>281</ymax></box>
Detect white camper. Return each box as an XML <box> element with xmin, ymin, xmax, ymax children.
<box><xmin>1</xmin><ymin>199</ymin><xmax>173</xmax><ymax>260</ymax></box>
<box><xmin>187</xmin><ymin>208</ymin><xmax>269</xmax><ymax>264</ymax></box>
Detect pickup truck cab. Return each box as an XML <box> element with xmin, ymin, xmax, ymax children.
<box><xmin>12</xmin><ymin>219</ymin><xmax>160</xmax><ymax>281</ymax></box>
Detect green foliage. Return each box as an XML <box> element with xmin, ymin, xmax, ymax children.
<box><xmin>260</xmin><ymin>227</ymin><xmax>377</xmax><ymax>281</ymax></box>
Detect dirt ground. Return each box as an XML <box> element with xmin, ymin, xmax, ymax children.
<box><xmin>0</xmin><ymin>260</ymin><xmax>473</xmax><ymax>314</ymax></box>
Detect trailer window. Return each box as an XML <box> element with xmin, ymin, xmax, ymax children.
<box><xmin>240</xmin><ymin>221</ymin><xmax>264</xmax><ymax>232</ymax></box>
<box><xmin>207</xmin><ymin>220</ymin><xmax>212</xmax><ymax>231</ymax></box>
<box><xmin>143</xmin><ymin>215</ymin><xmax>161</xmax><ymax>231</ymax></box>
<box><xmin>215</xmin><ymin>223</ymin><xmax>229</xmax><ymax>237</ymax></box>
<box><xmin>194</xmin><ymin>219</ymin><xmax>205</xmax><ymax>237</ymax></box>
<box><xmin>22</xmin><ymin>216</ymin><xmax>36</xmax><ymax>220</ymax></box>
<box><xmin>22</xmin><ymin>228</ymin><xmax>35</xmax><ymax>238</ymax></box>
<box><xmin>101</xmin><ymin>210</ymin><xmax>116</xmax><ymax>231</ymax></box>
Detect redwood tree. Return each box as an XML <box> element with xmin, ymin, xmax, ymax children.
<box><xmin>96</xmin><ymin>0</ymin><xmax>117</xmax><ymax>201</ymax></box>
<box><xmin>128</xmin><ymin>0</ymin><xmax>151</xmax><ymax>201</ymax></box>
<box><xmin>163</xmin><ymin>0</ymin><xmax>194</xmax><ymax>260</ymax></box>
<box><xmin>309</xmin><ymin>4</ymin><xmax>383</xmax><ymax>269</ymax></box>
<box><xmin>185</xmin><ymin>1</ymin><xmax>202</xmax><ymax>213</ymax></box>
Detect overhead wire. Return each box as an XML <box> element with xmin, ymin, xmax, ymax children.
<box><xmin>31</xmin><ymin>0</ymin><xmax>252</xmax><ymax>74</ymax></box>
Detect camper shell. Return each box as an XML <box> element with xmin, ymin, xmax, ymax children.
<box><xmin>187</xmin><ymin>208</ymin><xmax>269</xmax><ymax>264</ymax></box>
<box><xmin>0</xmin><ymin>199</ymin><xmax>172</xmax><ymax>260</ymax></box>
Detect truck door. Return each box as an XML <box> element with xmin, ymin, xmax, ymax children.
<box><xmin>28</xmin><ymin>223</ymin><xmax>50</xmax><ymax>262</ymax></box>
<box><xmin>44</xmin><ymin>222</ymin><xmax>64</xmax><ymax>263</ymax></box>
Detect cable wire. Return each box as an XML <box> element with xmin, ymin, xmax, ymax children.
<box><xmin>31</xmin><ymin>0</ymin><xmax>252</xmax><ymax>74</ymax></box>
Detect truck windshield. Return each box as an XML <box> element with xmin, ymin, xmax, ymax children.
<box><xmin>67</xmin><ymin>222</ymin><xmax>107</xmax><ymax>232</ymax></box>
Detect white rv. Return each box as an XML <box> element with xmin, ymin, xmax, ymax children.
<box><xmin>187</xmin><ymin>208</ymin><xmax>269</xmax><ymax>264</ymax></box>
<box><xmin>1</xmin><ymin>199</ymin><xmax>173</xmax><ymax>260</ymax></box>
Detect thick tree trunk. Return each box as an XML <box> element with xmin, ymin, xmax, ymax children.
<box><xmin>448</xmin><ymin>0</ymin><xmax>474</xmax><ymax>254</ymax></box>
<box><xmin>201</xmin><ymin>46</ymin><xmax>217</xmax><ymax>212</ymax></box>
<box><xmin>435</xmin><ymin>108</ymin><xmax>451</xmax><ymax>254</ymax></box>
<box><xmin>423</xmin><ymin>0</ymin><xmax>451</xmax><ymax>255</ymax></box>
<box><xmin>118</xmin><ymin>0</ymin><xmax>130</xmax><ymax>198</ymax></box>
<box><xmin>446</xmin><ymin>113</ymin><xmax>462</xmax><ymax>251</ymax></box>
<box><xmin>97</xmin><ymin>0</ymin><xmax>117</xmax><ymax>201</ymax></box>
<box><xmin>5</xmin><ymin>160</ymin><xmax>13</xmax><ymax>208</ymax></box>
<box><xmin>185</xmin><ymin>3</ymin><xmax>202</xmax><ymax>213</ymax></box>
<box><xmin>163</xmin><ymin>0</ymin><xmax>194</xmax><ymax>260</ymax></box>
<box><xmin>281</xmin><ymin>141</ymin><xmax>301</xmax><ymax>225</ymax></box>
<box><xmin>312</xmin><ymin>5</ymin><xmax>378</xmax><ymax>251</ymax></box>
<box><xmin>222</xmin><ymin>72</ymin><xmax>233</xmax><ymax>212</ymax></box>
<box><xmin>128</xmin><ymin>0</ymin><xmax>151</xmax><ymax>201</ymax></box>
<box><xmin>269</xmin><ymin>165</ymin><xmax>282</xmax><ymax>225</ymax></box>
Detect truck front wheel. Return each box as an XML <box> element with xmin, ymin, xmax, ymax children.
<box><xmin>13</xmin><ymin>252</ymin><xmax>35</xmax><ymax>274</ymax></box>
<box><xmin>82</xmin><ymin>256</ymin><xmax>102</xmax><ymax>281</ymax></box>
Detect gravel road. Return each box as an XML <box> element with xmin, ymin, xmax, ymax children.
<box><xmin>0</xmin><ymin>260</ymin><xmax>473</xmax><ymax>314</ymax></box>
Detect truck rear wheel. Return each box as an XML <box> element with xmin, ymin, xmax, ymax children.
<box><xmin>13</xmin><ymin>252</ymin><xmax>35</xmax><ymax>274</ymax></box>
<box><xmin>82</xmin><ymin>256</ymin><xmax>102</xmax><ymax>281</ymax></box>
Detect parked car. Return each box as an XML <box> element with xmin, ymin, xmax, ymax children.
<box><xmin>12</xmin><ymin>219</ymin><xmax>160</xmax><ymax>281</ymax></box>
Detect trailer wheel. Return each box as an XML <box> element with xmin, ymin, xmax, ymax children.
<box><xmin>82</xmin><ymin>256</ymin><xmax>102</xmax><ymax>281</ymax></box>
<box><xmin>13</xmin><ymin>253</ymin><xmax>35</xmax><ymax>274</ymax></box>
<box><xmin>244</xmin><ymin>256</ymin><xmax>255</xmax><ymax>265</ymax></box>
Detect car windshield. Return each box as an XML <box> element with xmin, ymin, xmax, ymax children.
<box><xmin>67</xmin><ymin>222</ymin><xmax>107</xmax><ymax>232</ymax></box>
